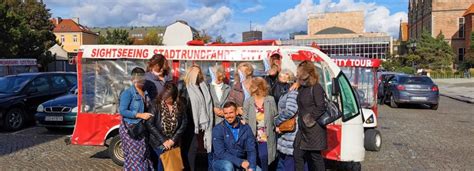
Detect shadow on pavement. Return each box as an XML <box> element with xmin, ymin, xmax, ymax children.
<box><xmin>0</xmin><ymin>126</ymin><xmax>72</xmax><ymax>157</ymax></box>
<box><xmin>90</xmin><ymin>149</ymin><xmax>111</xmax><ymax>159</ymax></box>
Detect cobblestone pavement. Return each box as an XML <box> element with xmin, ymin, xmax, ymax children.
<box><xmin>0</xmin><ymin>96</ymin><xmax>473</xmax><ymax>170</ymax></box>
<box><xmin>362</xmin><ymin>96</ymin><xmax>474</xmax><ymax>170</ymax></box>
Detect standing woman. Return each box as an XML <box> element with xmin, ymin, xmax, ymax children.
<box><xmin>274</xmin><ymin>70</ymin><xmax>299</xmax><ymax>171</ymax></box>
<box><xmin>243</xmin><ymin>77</ymin><xmax>278</xmax><ymax>171</ymax></box>
<box><xmin>144</xmin><ymin>54</ymin><xmax>172</xmax><ymax>100</ymax></box>
<box><xmin>294</xmin><ymin>61</ymin><xmax>327</xmax><ymax>171</ymax></box>
<box><xmin>228</xmin><ymin>62</ymin><xmax>254</xmax><ymax>114</ymax></box>
<box><xmin>118</xmin><ymin>67</ymin><xmax>154</xmax><ymax>170</ymax></box>
<box><xmin>209</xmin><ymin>66</ymin><xmax>231</xmax><ymax>126</ymax></box>
<box><xmin>181</xmin><ymin>65</ymin><xmax>213</xmax><ymax>171</ymax></box>
<box><xmin>145</xmin><ymin>83</ymin><xmax>187</xmax><ymax>171</ymax></box>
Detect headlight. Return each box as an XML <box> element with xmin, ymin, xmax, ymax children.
<box><xmin>72</xmin><ymin>105</ymin><xmax>90</xmax><ymax>113</ymax></box>
<box><xmin>37</xmin><ymin>105</ymin><xmax>44</xmax><ymax>112</ymax></box>
<box><xmin>71</xmin><ymin>107</ymin><xmax>78</xmax><ymax>113</ymax></box>
<box><xmin>365</xmin><ymin>115</ymin><xmax>374</xmax><ymax>124</ymax></box>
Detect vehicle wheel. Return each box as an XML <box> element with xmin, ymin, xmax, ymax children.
<box><xmin>390</xmin><ymin>95</ymin><xmax>398</xmax><ymax>108</ymax></box>
<box><xmin>364</xmin><ymin>129</ymin><xmax>382</xmax><ymax>151</ymax></box>
<box><xmin>430</xmin><ymin>104</ymin><xmax>438</xmax><ymax>110</ymax></box>
<box><xmin>3</xmin><ymin>108</ymin><xmax>25</xmax><ymax>131</ymax></box>
<box><xmin>108</xmin><ymin>135</ymin><xmax>124</xmax><ymax>166</ymax></box>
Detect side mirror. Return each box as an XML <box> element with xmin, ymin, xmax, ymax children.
<box><xmin>331</xmin><ymin>77</ymin><xmax>340</xmax><ymax>96</ymax></box>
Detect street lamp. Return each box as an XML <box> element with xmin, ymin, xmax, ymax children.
<box><xmin>407</xmin><ymin>41</ymin><xmax>417</xmax><ymax>73</ymax></box>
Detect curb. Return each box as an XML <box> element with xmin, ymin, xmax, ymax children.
<box><xmin>440</xmin><ymin>93</ymin><xmax>474</xmax><ymax>104</ymax></box>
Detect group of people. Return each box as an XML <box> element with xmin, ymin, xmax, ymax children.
<box><xmin>119</xmin><ymin>54</ymin><xmax>328</xmax><ymax>171</ymax></box>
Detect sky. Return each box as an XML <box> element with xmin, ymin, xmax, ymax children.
<box><xmin>43</xmin><ymin>0</ymin><xmax>409</xmax><ymax>42</ymax></box>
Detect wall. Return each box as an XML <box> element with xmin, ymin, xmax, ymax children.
<box><xmin>307</xmin><ymin>11</ymin><xmax>364</xmax><ymax>35</ymax></box>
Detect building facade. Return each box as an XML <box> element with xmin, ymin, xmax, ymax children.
<box><xmin>408</xmin><ymin>0</ymin><xmax>473</xmax><ymax>64</ymax></box>
<box><xmin>51</xmin><ymin>17</ymin><xmax>98</xmax><ymax>57</ymax></box>
<box><xmin>281</xmin><ymin>11</ymin><xmax>393</xmax><ymax>59</ymax></box>
<box><xmin>242</xmin><ymin>31</ymin><xmax>263</xmax><ymax>42</ymax></box>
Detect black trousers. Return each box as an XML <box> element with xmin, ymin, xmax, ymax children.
<box><xmin>181</xmin><ymin>133</ymin><xmax>198</xmax><ymax>171</ymax></box>
<box><xmin>293</xmin><ymin>148</ymin><xmax>325</xmax><ymax>171</ymax></box>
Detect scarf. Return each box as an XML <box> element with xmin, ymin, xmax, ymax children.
<box><xmin>186</xmin><ymin>68</ymin><xmax>213</xmax><ymax>152</ymax></box>
<box><xmin>160</xmin><ymin>101</ymin><xmax>178</xmax><ymax>138</ymax></box>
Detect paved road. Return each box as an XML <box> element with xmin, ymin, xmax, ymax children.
<box><xmin>0</xmin><ymin>96</ymin><xmax>473</xmax><ymax>170</ymax></box>
<box><xmin>362</xmin><ymin>97</ymin><xmax>474</xmax><ymax>170</ymax></box>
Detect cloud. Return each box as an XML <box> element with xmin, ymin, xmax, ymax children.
<box><xmin>176</xmin><ymin>6</ymin><xmax>233</xmax><ymax>36</ymax></box>
<box><xmin>262</xmin><ymin>0</ymin><xmax>407</xmax><ymax>39</ymax></box>
<box><xmin>242</xmin><ymin>5</ymin><xmax>264</xmax><ymax>13</ymax></box>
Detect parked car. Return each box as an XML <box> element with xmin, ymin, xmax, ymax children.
<box><xmin>0</xmin><ymin>72</ymin><xmax>76</xmax><ymax>131</ymax></box>
<box><xmin>377</xmin><ymin>72</ymin><xmax>405</xmax><ymax>101</ymax></box>
<box><xmin>383</xmin><ymin>75</ymin><xmax>439</xmax><ymax>110</ymax></box>
<box><xmin>35</xmin><ymin>85</ymin><xmax>83</xmax><ymax>131</ymax></box>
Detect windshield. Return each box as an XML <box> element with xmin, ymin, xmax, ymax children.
<box><xmin>340</xmin><ymin>67</ymin><xmax>376</xmax><ymax>108</ymax></box>
<box><xmin>0</xmin><ymin>75</ymin><xmax>33</xmax><ymax>93</ymax></box>
<box><xmin>400</xmin><ymin>77</ymin><xmax>433</xmax><ymax>84</ymax></box>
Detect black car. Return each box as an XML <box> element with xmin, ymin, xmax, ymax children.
<box><xmin>0</xmin><ymin>72</ymin><xmax>76</xmax><ymax>131</ymax></box>
<box><xmin>383</xmin><ymin>75</ymin><xmax>439</xmax><ymax>110</ymax></box>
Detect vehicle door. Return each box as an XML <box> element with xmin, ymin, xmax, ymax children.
<box><xmin>24</xmin><ymin>75</ymin><xmax>52</xmax><ymax>113</ymax></box>
<box><xmin>386</xmin><ymin>76</ymin><xmax>399</xmax><ymax>96</ymax></box>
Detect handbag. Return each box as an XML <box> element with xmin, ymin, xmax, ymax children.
<box><xmin>278</xmin><ymin>116</ymin><xmax>296</xmax><ymax>132</ymax></box>
<box><xmin>160</xmin><ymin>147</ymin><xmax>184</xmax><ymax>171</ymax></box>
<box><xmin>303</xmin><ymin>86</ymin><xmax>342</xmax><ymax>127</ymax></box>
<box><xmin>123</xmin><ymin>120</ymin><xmax>146</xmax><ymax>140</ymax></box>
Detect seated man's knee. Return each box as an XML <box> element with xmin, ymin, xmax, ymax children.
<box><xmin>212</xmin><ymin>160</ymin><xmax>235</xmax><ymax>171</ymax></box>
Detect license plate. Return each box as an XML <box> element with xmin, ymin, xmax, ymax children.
<box><xmin>45</xmin><ymin>116</ymin><xmax>63</xmax><ymax>121</ymax></box>
<box><xmin>411</xmin><ymin>97</ymin><xmax>428</xmax><ymax>101</ymax></box>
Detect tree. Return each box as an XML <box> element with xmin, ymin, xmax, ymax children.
<box><xmin>460</xmin><ymin>32</ymin><xmax>474</xmax><ymax>70</ymax></box>
<box><xmin>143</xmin><ymin>29</ymin><xmax>162</xmax><ymax>45</ymax></box>
<box><xmin>0</xmin><ymin>0</ymin><xmax>56</xmax><ymax>71</ymax></box>
<box><xmin>414</xmin><ymin>30</ymin><xmax>454</xmax><ymax>70</ymax></box>
<box><xmin>214</xmin><ymin>35</ymin><xmax>225</xmax><ymax>44</ymax></box>
<box><xmin>98</xmin><ymin>29</ymin><xmax>133</xmax><ymax>45</ymax></box>
<box><xmin>195</xmin><ymin>30</ymin><xmax>212</xmax><ymax>43</ymax></box>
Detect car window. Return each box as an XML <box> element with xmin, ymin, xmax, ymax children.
<box><xmin>51</xmin><ymin>75</ymin><xmax>68</xmax><ymax>90</ymax></box>
<box><xmin>65</xmin><ymin>75</ymin><xmax>77</xmax><ymax>85</ymax></box>
<box><xmin>400</xmin><ymin>77</ymin><xmax>433</xmax><ymax>84</ymax></box>
<box><xmin>29</xmin><ymin>76</ymin><xmax>50</xmax><ymax>92</ymax></box>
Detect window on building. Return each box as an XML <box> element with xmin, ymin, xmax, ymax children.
<box><xmin>73</xmin><ymin>35</ymin><xmax>78</xmax><ymax>42</ymax></box>
<box><xmin>458</xmin><ymin>48</ymin><xmax>465</xmax><ymax>62</ymax></box>
<box><xmin>61</xmin><ymin>35</ymin><xmax>65</xmax><ymax>42</ymax></box>
<box><xmin>459</xmin><ymin>17</ymin><xmax>465</xmax><ymax>38</ymax></box>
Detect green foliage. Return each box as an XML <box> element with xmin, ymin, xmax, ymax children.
<box><xmin>0</xmin><ymin>0</ymin><xmax>56</xmax><ymax>71</ymax></box>
<box><xmin>143</xmin><ymin>29</ymin><xmax>162</xmax><ymax>45</ymax></box>
<box><xmin>412</xmin><ymin>31</ymin><xmax>454</xmax><ymax>70</ymax></box>
<box><xmin>98</xmin><ymin>29</ymin><xmax>133</xmax><ymax>45</ymax></box>
<box><xmin>195</xmin><ymin>30</ymin><xmax>212</xmax><ymax>43</ymax></box>
<box><xmin>461</xmin><ymin>32</ymin><xmax>474</xmax><ymax>70</ymax></box>
<box><xmin>214</xmin><ymin>35</ymin><xmax>225</xmax><ymax>44</ymax></box>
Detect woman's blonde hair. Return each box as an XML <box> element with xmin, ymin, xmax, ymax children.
<box><xmin>278</xmin><ymin>69</ymin><xmax>295</xmax><ymax>83</ymax></box>
<box><xmin>213</xmin><ymin>66</ymin><xmax>225</xmax><ymax>81</ymax></box>
<box><xmin>238</xmin><ymin>62</ymin><xmax>254</xmax><ymax>77</ymax></box>
<box><xmin>184</xmin><ymin>65</ymin><xmax>205</xmax><ymax>85</ymax></box>
<box><xmin>250</xmin><ymin>77</ymin><xmax>269</xmax><ymax>97</ymax></box>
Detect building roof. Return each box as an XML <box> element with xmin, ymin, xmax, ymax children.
<box><xmin>51</xmin><ymin>18</ymin><xmax>97</xmax><ymax>35</ymax></box>
<box><xmin>400</xmin><ymin>22</ymin><xmax>409</xmax><ymax>41</ymax></box>
<box><xmin>315</xmin><ymin>27</ymin><xmax>355</xmax><ymax>35</ymax></box>
<box><xmin>463</xmin><ymin>3</ymin><xmax>474</xmax><ymax>16</ymax></box>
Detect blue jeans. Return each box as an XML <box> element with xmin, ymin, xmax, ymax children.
<box><xmin>212</xmin><ymin>160</ymin><xmax>262</xmax><ymax>171</ymax></box>
<box><xmin>208</xmin><ymin>153</ymin><xmax>213</xmax><ymax>171</ymax></box>
<box><xmin>276</xmin><ymin>153</ymin><xmax>295</xmax><ymax>171</ymax></box>
<box><xmin>153</xmin><ymin>148</ymin><xmax>164</xmax><ymax>171</ymax></box>
<box><xmin>257</xmin><ymin>142</ymin><xmax>268</xmax><ymax>171</ymax></box>
<box><xmin>213</xmin><ymin>160</ymin><xmax>237</xmax><ymax>171</ymax></box>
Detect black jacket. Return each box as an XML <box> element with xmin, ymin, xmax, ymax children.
<box><xmin>145</xmin><ymin>100</ymin><xmax>188</xmax><ymax>149</ymax></box>
<box><xmin>270</xmin><ymin>81</ymin><xmax>290</xmax><ymax>105</ymax></box>
<box><xmin>294</xmin><ymin>83</ymin><xmax>327</xmax><ymax>151</ymax></box>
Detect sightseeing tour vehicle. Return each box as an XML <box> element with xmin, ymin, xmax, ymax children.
<box><xmin>69</xmin><ymin>44</ymin><xmax>366</xmax><ymax>168</ymax></box>
<box><xmin>331</xmin><ymin>56</ymin><xmax>383</xmax><ymax>152</ymax></box>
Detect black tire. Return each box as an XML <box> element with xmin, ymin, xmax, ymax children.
<box><xmin>390</xmin><ymin>95</ymin><xmax>398</xmax><ymax>108</ymax></box>
<box><xmin>364</xmin><ymin>129</ymin><xmax>382</xmax><ymax>151</ymax></box>
<box><xmin>108</xmin><ymin>135</ymin><xmax>124</xmax><ymax>166</ymax></box>
<box><xmin>430</xmin><ymin>104</ymin><xmax>438</xmax><ymax>110</ymax></box>
<box><xmin>3</xmin><ymin>108</ymin><xmax>26</xmax><ymax>131</ymax></box>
